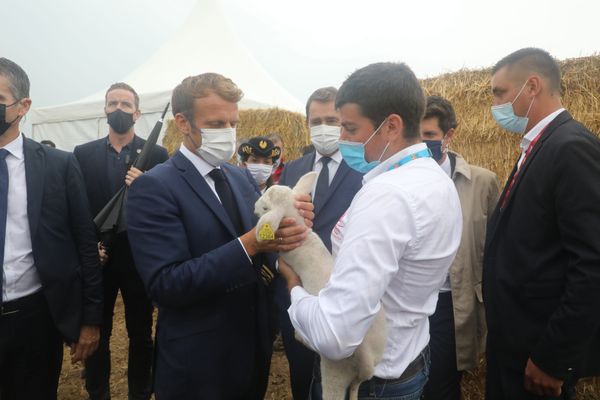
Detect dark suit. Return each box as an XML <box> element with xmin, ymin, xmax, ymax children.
<box><xmin>126</xmin><ymin>151</ymin><xmax>276</xmax><ymax>400</ymax></box>
<box><xmin>74</xmin><ymin>136</ymin><xmax>168</xmax><ymax>400</ymax></box>
<box><xmin>483</xmin><ymin>111</ymin><xmax>600</xmax><ymax>399</ymax></box>
<box><xmin>276</xmin><ymin>151</ymin><xmax>363</xmax><ymax>399</ymax></box>
<box><xmin>0</xmin><ymin>136</ymin><xmax>102</xmax><ymax>399</ymax></box>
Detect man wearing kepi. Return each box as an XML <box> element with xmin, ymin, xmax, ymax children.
<box><xmin>74</xmin><ymin>82</ymin><xmax>168</xmax><ymax>400</ymax></box>
<box><xmin>420</xmin><ymin>96</ymin><xmax>500</xmax><ymax>400</ymax></box>
<box><xmin>484</xmin><ymin>47</ymin><xmax>600</xmax><ymax>399</ymax></box>
<box><xmin>126</xmin><ymin>72</ymin><xmax>314</xmax><ymax>399</ymax></box>
<box><xmin>279</xmin><ymin>62</ymin><xmax>463</xmax><ymax>399</ymax></box>
<box><xmin>0</xmin><ymin>58</ymin><xmax>103</xmax><ymax>399</ymax></box>
<box><xmin>276</xmin><ymin>86</ymin><xmax>364</xmax><ymax>399</ymax></box>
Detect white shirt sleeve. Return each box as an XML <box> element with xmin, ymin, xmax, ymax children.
<box><xmin>288</xmin><ymin>182</ymin><xmax>415</xmax><ymax>360</ymax></box>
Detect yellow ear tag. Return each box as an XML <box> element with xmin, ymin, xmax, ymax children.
<box><xmin>258</xmin><ymin>223</ymin><xmax>276</xmax><ymax>241</ymax></box>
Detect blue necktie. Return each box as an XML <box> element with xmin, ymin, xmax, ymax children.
<box><xmin>0</xmin><ymin>149</ymin><xmax>9</xmax><ymax>306</ymax></box>
<box><xmin>313</xmin><ymin>157</ymin><xmax>331</xmax><ymax>212</ymax></box>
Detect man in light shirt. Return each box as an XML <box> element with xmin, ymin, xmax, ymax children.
<box><xmin>277</xmin><ymin>86</ymin><xmax>364</xmax><ymax>399</ymax></box>
<box><xmin>484</xmin><ymin>48</ymin><xmax>600</xmax><ymax>399</ymax></box>
<box><xmin>0</xmin><ymin>58</ymin><xmax>102</xmax><ymax>399</ymax></box>
<box><xmin>279</xmin><ymin>62</ymin><xmax>463</xmax><ymax>399</ymax></box>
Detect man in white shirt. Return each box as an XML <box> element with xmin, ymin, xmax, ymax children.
<box><xmin>0</xmin><ymin>58</ymin><xmax>102</xmax><ymax>399</ymax></box>
<box><xmin>277</xmin><ymin>86</ymin><xmax>364</xmax><ymax>399</ymax></box>
<box><xmin>279</xmin><ymin>62</ymin><xmax>463</xmax><ymax>399</ymax></box>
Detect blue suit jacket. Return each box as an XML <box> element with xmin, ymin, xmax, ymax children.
<box><xmin>23</xmin><ymin>137</ymin><xmax>103</xmax><ymax>342</ymax></box>
<box><xmin>126</xmin><ymin>150</ymin><xmax>274</xmax><ymax>399</ymax></box>
<box><xmin>276</xmin><ymin>151</ymin><xmax>363</xmax><ymax>308</ymax></box>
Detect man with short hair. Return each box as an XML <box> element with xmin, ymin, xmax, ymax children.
<box><xmin>0</xmin><ymin>57</ymin><xmax>102</xmax><ymax>399</ymax></box>
<box><xmin>125</xmin><ymin>72</ymin><xmax>314</xmax><ymax>399</ymax></box>
<box><xmin>420</xmin><ymin>95</ymin><xmax>500</xmax><ymax>400</ymax></box>
<box><xmin>484</xmin><ymin>47</ymin><xmax>600</xmax><ymax>399</ymax></box>
<box><xmin>279</xmin><ymin>62</ymin><xmax>463</xmax><ymax>399</ymax></box>
<box><xmin>276</xmin><ymin>86</ymin><xmax>364</xmax><ymax>399</ymax></box>
<box><xmin>74</xmin><ymin>82</ymin><xmax>169</xmax><ymax>400</ymax></box>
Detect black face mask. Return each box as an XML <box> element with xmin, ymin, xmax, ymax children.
<box><xmin>107</xmin><ymin>109</ymin><xmax>135</xmax><ymax>134</ymax></box>
<box><xmin>423</xmin><ymin>139</ymin><xmax>444</xmax><ymax>162</ymax></box>
<box><xmin>0</xmin><ymin>100</ymin><xmax>21</xmax><ymax>136</ymax></box>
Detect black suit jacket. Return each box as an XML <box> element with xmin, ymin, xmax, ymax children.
<box><xmin>483</xmin><ymin>111</ymin><xmax>600</xmax><ymax>379</ymax></box>
<box><xmin>73</xmin><ymin>135</ymin><xmax>169</xmax><ymax>217</ymax></box>
<box><xmin>23</xmin><ymin>136</ymin><xmax>102</xmax><ymax>342</ymax></box>
<box><xmin>126</xmin><ymin>152</ymin><xmax>275</xmax><ymax>399</ymax></box>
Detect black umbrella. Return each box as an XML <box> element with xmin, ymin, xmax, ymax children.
<box><xmin>93</xmin><ymin>102</ymin><xmax>170</xmax><ymax>246</ymax></box>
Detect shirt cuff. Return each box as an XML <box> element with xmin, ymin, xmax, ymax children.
<box><xmin>290</xmin><ymin>285</ymin><xmax>310</xmax><ymax>303</ymax></box>
<box><xmin>237</xmin><ymin>238</ymin><xmax>253</xmax><ymax>264</ymax></box>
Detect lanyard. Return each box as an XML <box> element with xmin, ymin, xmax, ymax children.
<box><xmin>387</xmin><ymin>148</ymin><xmax>432</xmax><ymax>171</ymax></box>
<box><xmin>500</xmin><ymin>127</ymin><xmax>546</xmax><ymax>210</ymax></box>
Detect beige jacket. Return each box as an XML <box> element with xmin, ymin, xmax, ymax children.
<box><xmin>448</xmin><ymin>152</ymin><xmax>500</xmax><ymax>370</ymax></box>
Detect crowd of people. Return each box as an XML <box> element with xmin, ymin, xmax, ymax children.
<box><xmin>0</xmin><ymin>46</ymin><xmax>599</xmax><ymax>400</ymax></box>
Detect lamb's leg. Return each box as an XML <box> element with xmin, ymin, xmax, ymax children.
<box><xmin>320</xmin><ymin>357</ymin><xmax>356</xmax><ymax>400</ymax></box>
<box><xmin>348</xmin><ymin>381</ymin><xmax>361</xmax><ymax>400</ymax></box>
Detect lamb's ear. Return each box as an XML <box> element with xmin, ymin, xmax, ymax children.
<box><xmin>255</xmin><ymin>208</ymin><xmax>285</xmax><ymax>242</ymax></box>
<box><xmin>293</xmin><ymin>171</ymin><xmax>318</xmax><ymax>196</ymax></box>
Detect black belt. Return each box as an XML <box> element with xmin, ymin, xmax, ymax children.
<box><xmin>369</xmin><ymin>345</ymin><xmax>429</xmax><ymax>385</ymax></box>
<box><xmin>0</xmin><ymin>291</ymin><xmax>45</xmax><ymax>317</ymax></box>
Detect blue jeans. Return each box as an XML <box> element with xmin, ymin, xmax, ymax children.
<box><xmin>355</xmin><ymin>347</ymin><xmax>431</xmax><ymax>400</ymax></box>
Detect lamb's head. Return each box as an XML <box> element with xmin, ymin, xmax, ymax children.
<box><xmin>255</xmin><ymin>171</ymin><xmax>318</xmax><ymax>242</ymax></box>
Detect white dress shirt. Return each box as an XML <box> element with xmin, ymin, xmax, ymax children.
<box><xmin>2</xmin><ymin>134</ymin><xmax>42</xmax><ymax>302</ymax></box>
<box><xmin>179</xmin><ymin>144</ymin><xmax>251</xmax><ymax>261</ymax></box>
<box><xmin>289</xmin><ymin>142</ymin><xmax>463</xmax><ymax>379</ymax></box>
<box><xmin>517</xmin><ymin>108</ymin><xmax>565</xmax><ymax>168</ymax></box>
<box><xmin>438</xmin><ymin>154</ymin><xmax>453</xmax><ymax>292</ymax></box>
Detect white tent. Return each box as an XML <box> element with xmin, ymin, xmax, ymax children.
<box><xmin>29</xmin><ymin>0</ymin><xmax>302</xmax><ymax>151</ymax></box>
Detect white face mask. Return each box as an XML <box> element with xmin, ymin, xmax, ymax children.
<box><xmin>310</xmin><ymin>124</ymin><xmax>341</xmax><ymax>156</ymax></box>
<box><xmin>192</xmin><ymin>127</ymin><xmax>237</xmax><ymax>167</ymax></box>
<box><xmin>246</xmin><ymin>163</ymin><xmax>273</xmax><ymax>184</ymax></box>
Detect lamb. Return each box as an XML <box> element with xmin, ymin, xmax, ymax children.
<box><xmin>255</xmin><ymin>171</ymin><xmax>387</xmax><ymax>400</ymax></box>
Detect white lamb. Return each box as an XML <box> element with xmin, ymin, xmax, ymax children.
<box><xmin>255</xmin><ymin>172</ymin><xmax>387</xmax><ymax>400</ymax></box>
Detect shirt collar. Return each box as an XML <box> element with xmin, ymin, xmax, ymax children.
<box><xmin>314</xmin><ymin>149</ymin><xmax>342</xmax><ymax>167</ymax></box>
<box><xmin>179</xmin><ymin>143</ymin><xmax>217</xmax><ymax>178</ymax></box>
<box><xmin>363</xmin><ymin>142</ymin><xmax>428</xmax><ymax>184</ymax></box>
<box><xmin>1</xmin><ymin>133</ymin><xmax>24</xmax><ymax>160</ymax></box>
<box><xmin>106</xmin><ymin>135</ymin><xmax>135</xmax><ymax>150</ymax></box>
<box><xmin>520</xmin><ymin>108</ymin><xmax>565</xmax><ymax>152</ymax></box>
<box><xmin>440</xmin><ymin>154</ymin><xmax>452</xmax><ymax>177</ymax></box>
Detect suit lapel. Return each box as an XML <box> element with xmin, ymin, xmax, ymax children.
<box><xmin>172</xmin><ymin>152</ymin><xmax>238</xmax><ymax>237</ymax></box>
<box><xmin>315</xmin><ymin>159</ymin><xmax>351</xmax><ymax>216</ymax></box>
<box><xmin>23</xmin><ymin>136</ymin><xmax>45</xmax><ymax>239</ymax></box>
<box><xmin>485</xmin><ymin>110</ymin><xmax>572</xmax><ymax>249</ymax></box>
<box><xmin>95</xmin><ymin>139</ymin><xmax>110</xmax><ymax>199</ymax></box>
<box><xmin>223</xmin><ymin>164</ymin><xmax>253</xmax><ymax>232</ymax></box>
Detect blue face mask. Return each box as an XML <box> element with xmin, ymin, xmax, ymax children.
<box><xmin>491</xmin><ymin>80</ymin><xmax>534</xmax><ymax>134</ymax></box>
<box><xmin>338</xmin><ymin>119</ymin><xmax>390</xmax><ymax>173</ymax></box>
<box><xmin>423</xmin><ymin>140</ymin><xmax>444</xmax><ymax>162</ymax></box>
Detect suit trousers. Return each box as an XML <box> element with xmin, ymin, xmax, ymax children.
<box><xmin>85</xmin><ymin>237</ymin><xmax>154</xmax><ymax>400</ymax></box>
<box><xmin>485</xmin><ymin>336</ymin><xmax>576</xmax><ymax>400</ymax></box>
<box><xmin>280</xmin><ymin>307</ymin><xmax>316</xmax><ymax>399</ymax></box>
<box><xmin>422</xmin><ymin>291</ymin><xmax>463</xmax><ymax>400</ymax></box>
<box><xmin>0</xmin><ymin>292</ymin><xmax>63</xmax><ymax>400</ymax></box>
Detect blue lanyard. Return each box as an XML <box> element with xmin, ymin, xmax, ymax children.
<box><xmin>387</xmin><ymin>148</ymin><xmax>432</xmax><ymax>171</ymax></box>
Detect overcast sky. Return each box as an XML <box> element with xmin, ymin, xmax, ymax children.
<box><xmin>4</xmin><ymin>0</ymin><xmax>599</xmax><ymax>108</ymax></box>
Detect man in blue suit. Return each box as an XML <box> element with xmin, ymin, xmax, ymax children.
<box><xmin>126</xmin><ymin>73</ymin><xmax>313</xmax><ymax>400</ymax></box>
<box><xmin>0</xmin><ymin>58</ymin><xmax>103</xmax><ymax>399</ymax></box>
<box><xmin>276</xmin><ymin>86</ymin><xmax>364</xmax><ymax>399</ymax></box>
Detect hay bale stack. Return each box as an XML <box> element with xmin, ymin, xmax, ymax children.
<box><xmin>422</xmin><ymin>55</ymin><xmax>600</xmax><ymax>184</ymax></box>
<box><xmin>161</xmin><ymin>108</ymin><xmax>309</xmax><ymax>159</ymax></box>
